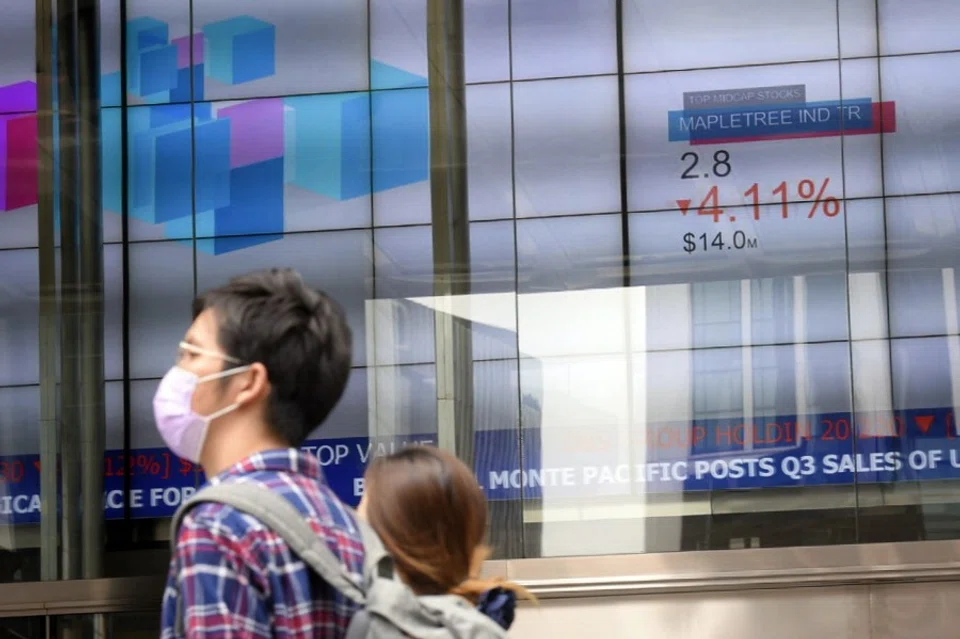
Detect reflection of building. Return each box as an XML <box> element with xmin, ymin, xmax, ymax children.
<box><xmin>368</xmin><ymin>298</ymin><xmax>545</xmax><ymax>558</ymax></box>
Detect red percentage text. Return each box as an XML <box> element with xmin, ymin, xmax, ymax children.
<box><xmin>676</xmin><ymin>178</ymin><xmax>842</xmax><ymax>222</ymax></box>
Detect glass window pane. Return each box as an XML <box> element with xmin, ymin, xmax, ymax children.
<box><xmin>839</xmin><ymin>0</ymin><xmax>878</xmax><ymax>58</ymax></box>
<box><xmin>100</xmin><ymin>0</ymin><xmax>122</xmax><ymax>107</ymax></box>
<box><xmin>124</xmin><ymin>0</ymin><xmax>190</xmax><ymax>106</ymax></box>
<box><xmin>887</xmin><ymin>194</ymin><xmax>960</xmax><ymax>339</ymax></box>
<box><xmin>196</xmin><ymin>230</ymin><xmax>373</xmax><ymax>367</ymax></box>
<box><xmin>517</xmin><ymin>215</ymin><xmax>624</xmax><ymax>359</ymax></box>
<box><xmin>125</xmin><ymin>104</ymin><xmax>196</xmax><ymax>242</ymax></box>
<box><xmin>370</xmin><ymin>0</ymin><xmax>430</xmax><ymax>84</ymax></box>
<box><xmin>0</xmin><ymin>5</ymin><xmax>35</xmax><ymax>101</ymax></box>
<box><xmin>373</xmin><ymin>222</ymin><xmax>517</xmax><ymax>366</ymax></box>
<box><xmin>879</xmin><ymin>0</ymin><xmax>960</xmax><ymax>56</ymax></box>
<box><xmin>0</xmin><ymin>4</ymin><xmax>38</xmax><ymax>249</ymax></box>
<box><xmin>625</xmin><ymin>61</ymin><xmax>849</xmax><ymax>213</ymax></box>
<box><xmin>881</xmin><ymin>53</ymin><xmax>960</xmax><ymax>196</ymax></box>
<box><xmin>370</xmin><ymin>0</ymin><xmax>510</xmax><ymax>85</ymax></box>
<box><xmin>465</xmin><ymin>0</ymin><xmax>509</xmax><ymax>84</ymax></box>
<box><xmin>629</xmin><ymin>208</ymin><xmax>853</xmax><ymax>349</ymax></box>
<box><xmin>104</xmin><ymin>244</ymin><xmax>124</xmax><ymax>382</ymax></box>
<box><xmin>466</xmin><ymin>83</ymin><xmax>514</xmax><ymax>222</ymax></box>
<box><xmin>281</xmin><ymin>93</ymin><xmax>373</xmax><ymax>232</ymax></box>
<box><xmin>128</xmin><ymin>241</ymin><xmax>195</xmax><ymax>380</ymax></box>
<box><xmin>624</xmin><ymin>0</ymin><xmax>840</xmax><ymax>72</ymax></box>
<box><xmin>514</xmin><ymin>77</ymin><xmax>620</xmax><ymax>218</ymax></box>
<box><xmin>309</xmin><ymin>368</ymin><xmax>369</xmax><ymax>441</ymax></box>
<box><xmin>0</xmin><ymin>249</ymin><xmax>38</xmax><ymax>386</ymax></box>
<box><xmin>101</xmin><ymin>108</ymin><xmax>124</xmax><ymax>243</ymax></box>
<box><xmin>510</xmin><ymin>0</ymin><xmax>617</xmax><ymax>80</ymax></box>
<box><xmin>192</xmin><ymin>1</ymin><xmax>369</xmax><ymax>101</ymax></box>
<box><xmin>372</xmin><ymin>84</ymin><xmax>511</xmax><ymax>227</ymax></box>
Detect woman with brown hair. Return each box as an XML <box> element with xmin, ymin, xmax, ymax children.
<box><xmin>358</xmin><ymin>445</ymin><xmax>533</xmax><ymax>630</ymax></box>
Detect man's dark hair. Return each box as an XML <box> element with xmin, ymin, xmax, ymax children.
<box><xmin>193</xmin><ymin>268</ymin><xmax>352</xmax><ymax>446</ymax></box>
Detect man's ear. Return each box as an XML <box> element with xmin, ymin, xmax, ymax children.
<box><xmin>234</xmin><ymin>362</ymin><xmax>270</xmax><ymax>407</ymax></box>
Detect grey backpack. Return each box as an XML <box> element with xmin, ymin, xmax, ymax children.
<box><xmin>170</xmin><ymin>481</ymin><xmax>510</xmax><ymax>639</ymax></box>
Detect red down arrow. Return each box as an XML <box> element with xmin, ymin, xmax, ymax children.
<box><xmin>914</xmin><ymin>415</ymin><xmax>935</xmax><ymax>434</ymax></box>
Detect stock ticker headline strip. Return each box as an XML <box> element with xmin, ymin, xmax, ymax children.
<box><xmin>668</xmin><ymin>99</ymin><xmax>897</xmax><ymax>145</ymax></box>
<box><xmin>0</xmin><ymin>407</ymin><xmax>958</xmax><ymax>524</ymax></box>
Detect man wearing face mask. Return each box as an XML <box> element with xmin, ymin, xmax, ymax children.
<box><xmin>156</xmin><ymin>268</ymin><xmax>362</xmax><ymax>638</ymax></box>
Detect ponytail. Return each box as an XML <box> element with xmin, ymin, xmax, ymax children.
<box><xmin>450</xmin><ymin>576</ymin><xmax>536</xmax><ymax>605</ymax></box>
<box><xmin>449</xmin><ymin>545</ymin><xmax>537</xmax><ymax>605</ymax></box>
<box><xmin>452</xmin><ymin>569</ymin><xmax>536</xmax><ymax>631</ymax></box>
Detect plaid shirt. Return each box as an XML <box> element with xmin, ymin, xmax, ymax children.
<box><xmin>161</xmin><ymin>449</ymin><xmax>366</xmax><ymax>638</ymax></box>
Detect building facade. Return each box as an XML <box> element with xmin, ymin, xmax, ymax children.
<box><xmin>2</xmin><ymin>0</ymin><xmax>960</xmax><ymax>636</ymax></box>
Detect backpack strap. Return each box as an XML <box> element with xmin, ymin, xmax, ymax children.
<box><xmin>170</xmin><ymin>481</ymin><xmax>376</xmax><ymax>634</ymax></box>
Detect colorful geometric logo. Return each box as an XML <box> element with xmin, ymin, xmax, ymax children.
<box><xmin>1</xmin><ymin>15</ymin><xmax>431</xmax><ymax>256</ymax></box>
<box><xmin>109</xmin><ymin>15</ymin><xmax>430</xmax><ymax>255</ymax></box>
<box><xmin>668</xmin><ymin>83</ymin><xmax>896</xmax><ymax>145</ymax></box>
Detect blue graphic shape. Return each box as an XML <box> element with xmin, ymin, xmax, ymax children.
<box><xmin>169</xmin><ymin>64</ymin><xmax>204</xmax><ymax>103</ymax></box>
<box><xmin>204</xmin><ymin>16</ymin><xmax>276</xmax><ymax>85</ymax></box>
<box><xmin>101</xmin><ymin>71</ymin><xmax>122</xmax><ymax>107</ymax></box>
<box><xmin>129</xmin><ymin>114</ymin><xmax>176</xmax><ymax>223</ymax></box>
<box><xmin>153</xmin><ymin>126</ymin><xmax>195</xmax><ymax>222</ymax></box>
<box><xmin>126</xmin><ymin>18</ymin><xmax>170</xmax><ymax>95</ymax></box>
<box><xmin>148</xmin><ymin>102</ymin><xmax>212</xmax><ymax>128</ymax></box>
<box><xmin>284</xmin><ymin>93</ymin><xmax>371</xmax><ymax>200</ymax></box>
<box><xmin>131</xmin><ymin>17</ymin><xmax>168</xmax><ymax>49</ymax></box>
<box><xmin>161</xmin><ymin>118</ymin><xmax>233</xmax><ymax>245</ymax></box>
<box><xmin>143</xmin><ymin>90</ymin><xmax>171</xmax><ymax>104</ymax></box>
<box><xmin>372</xmin><ymin>86</ymin><xmax>429</xmax><ymax>193</ymax></box>
<box><xmin>139</xmin><ymin>44</ymin><xmax>179</xmax><ymax>97</ymax></box>
<box><xmin>667</xmin><ymin>98</ymin><xmax>875</xmax><ymax>143</ymax></box>
<box><xmin>191</xmin><ymin>158</ymin><xmax>284</xmax><ymax>255</ymax></box>
<box><xmin>101</xmin><ymin>108</ymin><xmax>122</xmax><ymax>213</ymax></box>
<box><xmin>371</xmin><ymin>60</ymin><xmax>428</xmax><ymax>90</ymax></box>
<box><xmin>192</xmin><ymin>118</ymin><xmax>232</xmax><ymax>212</ymax></box>
<box><xmin>128</xmin><ymin>110</ymin><xmax>228</xmax><ymax>224</ymax></box>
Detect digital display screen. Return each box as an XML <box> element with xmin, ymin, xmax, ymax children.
<box><xmin>1</xmin><ymin>1</ymin><xmax>960</xmax><ymax>535</ymax></box>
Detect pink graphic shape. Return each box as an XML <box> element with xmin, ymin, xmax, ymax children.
<box><xmin>0</xmin><ymin>113</ymin><xmax>39</xmax><ymax>211</ymax></box>
<box><xmin>172</xmin><ymin>34</ymin><xmax>204</xmax><ymax>69</ymax></box>
<box><xmin>217</xmin><ymin>99</ymin><xmax>284</xmax><ymax>169</ymax></box>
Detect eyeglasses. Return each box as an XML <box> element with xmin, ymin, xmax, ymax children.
<box><xmin>176</xmin><ymin>341</ymin><xmax>243</xmax><ymax>365</ymax></box>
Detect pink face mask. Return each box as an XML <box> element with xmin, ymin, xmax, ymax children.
<box><xmin>152</xmin><ymin>342</ymin><xmax>251</xmax><ymax>464</ymax></box>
